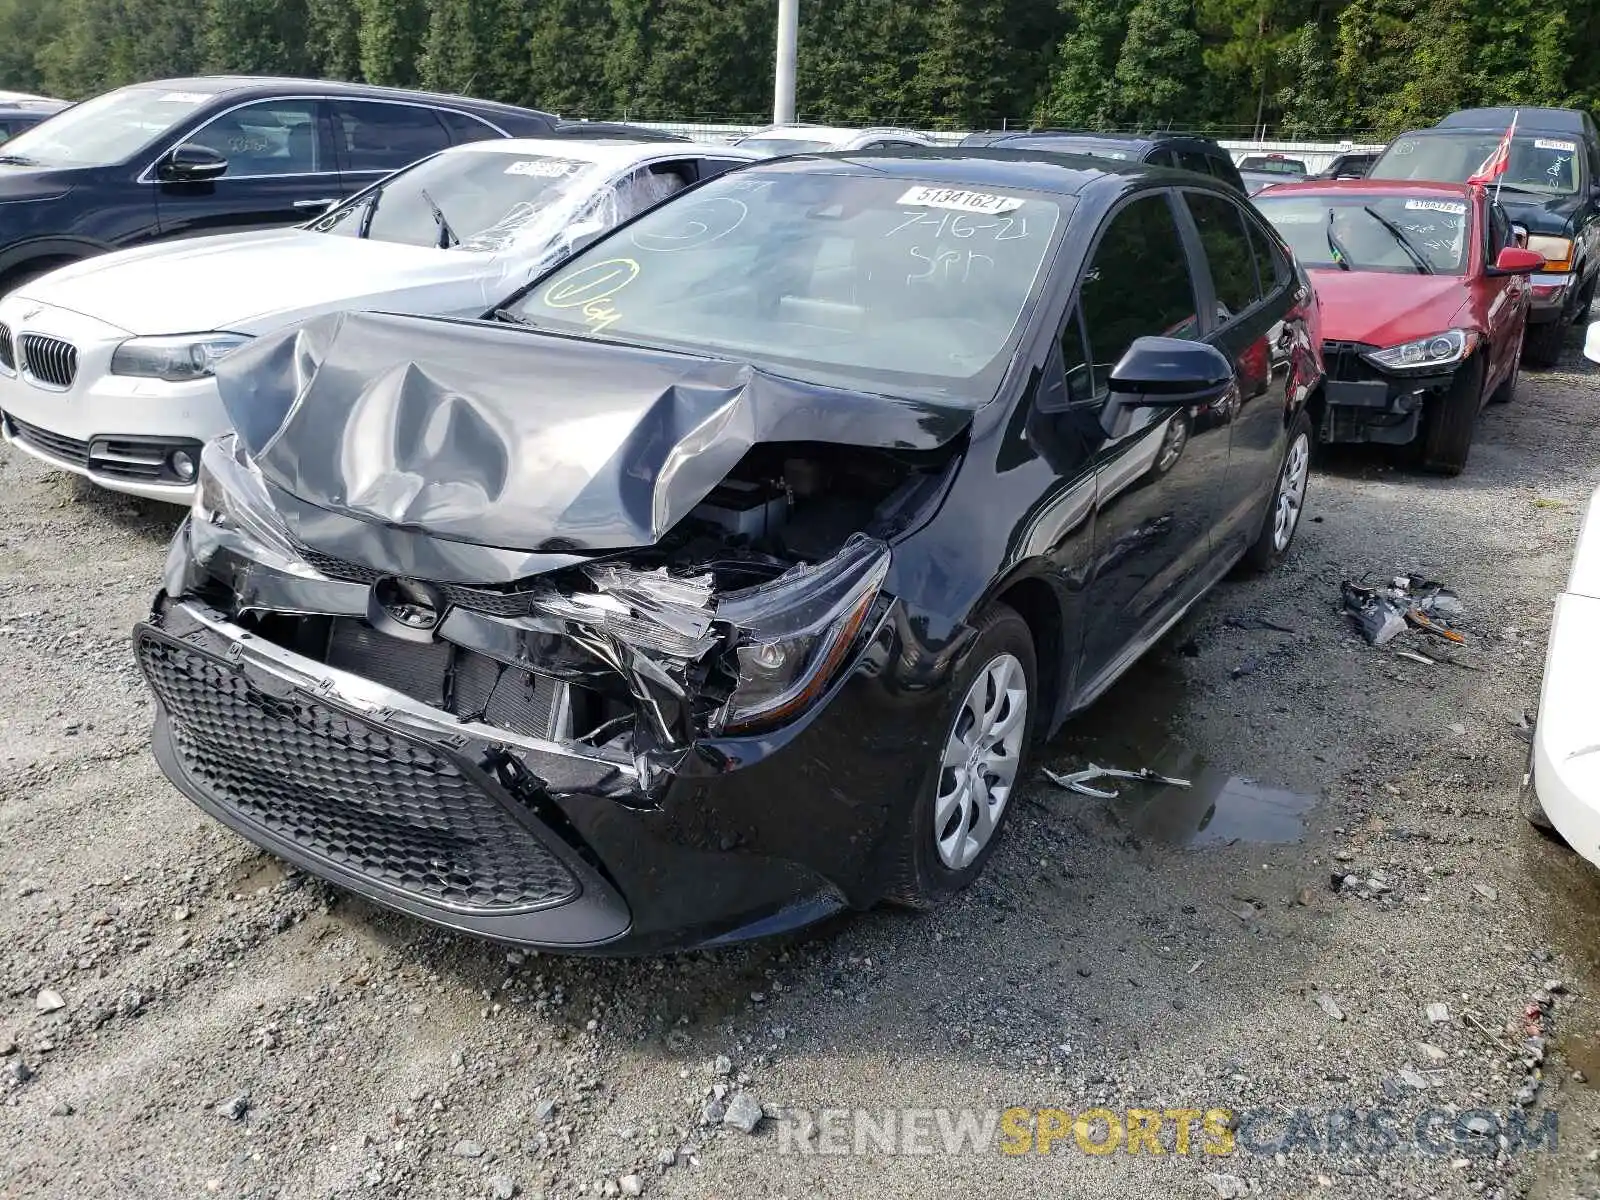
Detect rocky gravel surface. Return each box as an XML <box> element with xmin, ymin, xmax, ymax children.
<box><xmin>3</xmin><ymin>341</ymin><xmax>1600</xmax><ymax>1199</ymax></box>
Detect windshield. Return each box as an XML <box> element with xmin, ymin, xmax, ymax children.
<box><xmin>312</xmin><ymin>149</ymin><xmax>598</xmax><ymax>251</ymax></box>
<box><xmin>1372</xmin><ymin>132</ymin><xmax>1583</xmax><ymax>196</ymax></box>
<box><xmin>504</xmin><ymin>171</ymin><xmax>1067</xmax><ymax>402</ymax></box>
<box><xmin>1256</xmin><ymin>193</ymin><xmax>1471</xmax><ymax>274</ymax></box>
<box><xmin>1240</xmin><ymin>157</ymin><xmax>1306</xmax><ymax>176</ymax></box>
<box><xmin>0</xmin><ymin>85</ymin><xmax>210</xmax><ymax>167</ymax></box>
<box><xmin>736</xmin><ymin>137</ymin><xmax>840</xmax><ymax>157</ymax></box>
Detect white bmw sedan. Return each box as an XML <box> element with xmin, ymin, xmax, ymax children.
<box><xmin>0</xmin><ymin>137</ymin><xmax>755</xmax><ymax>502</ymax></box>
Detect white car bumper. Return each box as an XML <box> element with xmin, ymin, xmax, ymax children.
<box><xmin>1533</xmin><ymin>490</ymin><xmax>1600</xmax><ymax>869</ymax></box>
<box><xmin>0</xmin><ymin>298</ymin><xmax>229</xmax><ymax>505</ymax></box>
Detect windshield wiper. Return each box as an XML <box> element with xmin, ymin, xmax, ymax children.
<box><xmin>489</xmin><ymin>307</ymin><xmax>539</xmax><ymax>327</ymax></box>
<box><xmin>1362</xmin><ymin>205</ymin><xmax>1433</xmax><ymax>274</ymax></box>
<box><xmin>1325</xmin><ymin>208</ymin><xmax>1354</xmax><ymax>270</ymax></box>
<box><xmin>420</xmin><ymin>188</ymin><xmax>458</xmax><ymax>249</ymax></box>
<box><xmin>0</xmin><ymin>154</ymin><xmax>37</xmax><ymax>166</ymax></box>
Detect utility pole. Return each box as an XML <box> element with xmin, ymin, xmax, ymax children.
<box><xmin>774</xmin><ymin>0</ymin><xmax>798</xmax><ymax>125</ymax></box>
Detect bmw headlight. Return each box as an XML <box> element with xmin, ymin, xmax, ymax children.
<box><xmin>1362</xmin><ymin>329</ymin><xmax>1478</xmax><ymax>373</ymax></box>
<box><xmin>111</xmin><ymin>334</ymin><xmax>252</xmax><ymax>381</ymax></box>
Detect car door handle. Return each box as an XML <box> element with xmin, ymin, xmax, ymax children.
<box><xmin>293</xmin><ymin>198</ymin><xmax>338</xmax><ymax>212</ymax></box>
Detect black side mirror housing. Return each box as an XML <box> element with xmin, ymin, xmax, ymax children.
<box><xmin>158</xmin><ymin>143</ymin><xmax>229</xmax><ymax>183</ymax></box>
<box><xmin>1101</xmin><ymin>336</ymin><xmax>1233</xmax><ymax>438</ymax></box>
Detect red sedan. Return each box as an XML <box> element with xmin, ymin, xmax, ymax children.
<box><xmin>1254</xmin><ymin>180</ymin><xmax>1544</xmax><ymax>474</ymax></box>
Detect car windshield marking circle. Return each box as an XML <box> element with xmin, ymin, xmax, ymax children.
<box><xmin>543</xmin><ymin>258</ymin><xmax>641</xmax><ymax>307</ymax></box>
<box><xmin>630</xmin><ymin>197</ymin><xmax>748</xmax><ymax>252</ymax></box>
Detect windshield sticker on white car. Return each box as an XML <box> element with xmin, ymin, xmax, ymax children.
<box><xmin>505</xmin><ymin>159</ymin><xmax>578</xmax><ymax>178</ymax></box>
<box><xmin>1535</xmin><ymin>139</ymin><xmax>1578</xmax><ymax>153</ymax></box>
<box><xmin>157</xmin><ymin>92</ymin><xmax>209</xmax><ymax>104</ymax></box>
<box><xmin>1404</xmin><ymin>199</ymin><xmax>1467</xmax><ymax>215</ymax></box>
<box><xmin>896</xmin><ymin>186</ymin><xmax>1024</xmax><ymax>215</ymax></box>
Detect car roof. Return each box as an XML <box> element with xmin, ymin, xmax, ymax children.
<box><xmin>1436</xmin><ymin>107</ymin><xmax>1589</xmax><ymax>135</ymax></box>
<box><xmin>452</xmin><ymin>138</ymin><xmax>759</xmax><ymax>167</ymax></box>
<box><xmin>1256</xmin><ymin>179</ymin><xmax>1476</xmax><ymax>200</ymax></box>
<box><xmin>0</xmin><ymin>99</ymin><xmax>67</xmax><ymax>116</ymax></box>
<box><xmin>739</xmin><ymin>124</ymin><xmax>923</xmax><ymax>144</ymax></box>
<box><xmin>126</xmin><ymin>76</ymin><xmax>554</xmax><ymax>121</ymax></box>
<box><xmin>743</xmin><ymin>145</ymin><xmax>1225</xmax><ymax>199</ymax></box>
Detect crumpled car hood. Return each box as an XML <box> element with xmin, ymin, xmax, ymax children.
<box><xmin>216</xmin><ymin>310</ymin><xmax>973</xmax><ymax>556</ymax></box>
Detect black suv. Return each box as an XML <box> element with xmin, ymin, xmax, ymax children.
<box><xmin>962</xmin><ymin>130</ymin><xmax>1247</xmax><ymax>193</ymax></box>
<box><xmin>0</xmin><ymin>96</ymin><xmax>67</xmax><ymax>144</ymax></box>
<box><xmin>1369</xmin><ymin>106</ymin><xmax>1600</xmax><ymax>366</ymax></box>
<box><xmin>0</xmin><ymin>76</ymin><xmax>555</xmax><ymax>293</ymax></box>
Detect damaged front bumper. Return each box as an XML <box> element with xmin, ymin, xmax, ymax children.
<box><xmin>141</xmin><ymin>511</ymin><xmax>943</xmax><ymax>952</ymax></box>
<box><xmin>1316</xmin><ymin>340</ymin><xmax>1471</xmax><ymax>447</ymax></box>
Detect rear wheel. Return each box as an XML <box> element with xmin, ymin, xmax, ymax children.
<box><xmin>1419</xmin><ymin>357</ymin><xmax>1485</xmax><ymax>475</ymax></box>
<box><xmin>886</xmin><ymin>603</ymin><xmax>1036</xmax><ymax>909</ymax></box>
<box><xmin>1521</xmin><ymin>320</ymin><xmax>1566</xmax><ymax>369</ymax></box>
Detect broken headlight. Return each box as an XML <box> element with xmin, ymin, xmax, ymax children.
<box><xmin>188</xmin><ymin>433</ymin><xmax>317</xmax><ymax>578</ymax></box>
<box><xmin>716</xmin><ymin>535</ymin><xmax>890</xmax><ymax>733</ymax></box>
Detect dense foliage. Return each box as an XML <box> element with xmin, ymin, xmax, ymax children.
<box><xmin>2</xmin><ymin>0</ymin><xmax>1597</xmax><ymax>138</ymax></box>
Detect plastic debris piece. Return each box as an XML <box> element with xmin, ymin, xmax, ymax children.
<box><xmin>1343</xmin><ymin>573</ymin><xmax>1467</xmax><ymax>648</ymax></box>
<box><xmin>1406</xmin><ymin>609</ymin><xmax>1466</xmax><ymax>644</ymax></box>
<box><xmin>1043</xmin><ymin>764</ymin><xmax>1193</xmax><ymax>800</ymax></box>
<box><xmin>1395</xmin><ymin>650</ymin><xmax>1436</xmax><ymax>666</ymax></box>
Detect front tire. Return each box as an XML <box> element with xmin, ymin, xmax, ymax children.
<box><xmin>1419</xmin><ymin>356</ymin><xmax>1485</xmax><ymax>475</ymax></box>
<box><xmin>885</xmin><ymin>603</ymin><xmax>1036</xmax><ymax>909</ymax></box>
<box><xmin>1522</xmin><ymin>320</ymin><xmax>1566</xmax><ymax>369</ymax></box>
<box><xmin>1237</xmin><ymin>409</ymin><xmax>1312</xmax><ymax>575</ymax></box>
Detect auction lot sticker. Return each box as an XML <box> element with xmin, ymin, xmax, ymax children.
<box><xmin>897</xmin><ymin>186</ymin><xmax>1024</xmax><ymax>215</ymax></box>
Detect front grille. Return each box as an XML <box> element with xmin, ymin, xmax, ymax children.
<box><xmin>0</xmin><ymin>321</ymin><xmax>13</xmax><ymax>372</ymax></box>
<box><xmin>18</xmin><ymin>333</ymin><xmax>77</xmax><ymax>388</ymax></box>
<box><xmin>1322</xmin><ymin>340</ymin><xmax>1380</xmax><ymax>383</ymax></box>
<box><xmin>137</xmin><ymin>631</ymin><xmax>580</xmax><ymax>913</ymax></box>
<box><xmin>6</xmin><ymin>414</ymin><xmax>89</xmax><ymax>466</ymax></box>
<box><xmin>297</xmin><ymin>545</ymin><xmax>545</xmax><ymax>618</ymax></box>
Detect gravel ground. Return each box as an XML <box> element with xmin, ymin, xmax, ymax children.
<box><xmin>3</xmin><ymin>341</ymin><xmax>1600</xmax><ymax>1200</ymax></box>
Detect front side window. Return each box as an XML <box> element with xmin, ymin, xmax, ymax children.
<box><xmin>508</xmin><ymin>171</ymin><xmax>1069</xmax><ymax>402</ymax></box>
<box><xmin>3</xmin><ymin>85</ymin><xmax>217</xmax><ymax>167</ymax></box>
<box><xmin>333</xmin><ymin>101</ymin><xmax>451</xmax><ymax>173</ymax></box>
<box><xmin>311</xmin><ymin>148</ymin><xmax>599</xmax><ymax>251</ymax></box>
<box><xmin>1077</xmin><ymin>193</ymin><xmax>1199</xmax><ymax>384</ymax></box>
<box><xmin>1184</xmin><ymin>192</ymin><xmax>1260</xmax><ymax>320</ymax></box>
<box><xmin>186</xmin><ymin>99</ymin><xmax>323</xmax><ymax>176</ymax></box>
<box><xmin>1373</xmin><ymin>132</ymin><xmax>1583</xmax><ymax>196</ymax></box>
<box><xmin>1255</xmin><ymin>193</ymin><xmax>1472</xmax><ymax>274</ymax></box>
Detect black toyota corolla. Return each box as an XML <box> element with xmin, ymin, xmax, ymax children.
<box><xmin>136</xmin><ymin>150</ymin><xmax>1323</xmax><ymax>953</ymax></box>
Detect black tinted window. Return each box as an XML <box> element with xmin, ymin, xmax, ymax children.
<box><xmin>1185</xmin><ymin>192</ymin><xmax>1260</xmax><ymax>320</ymax></box>
<box><xmin>438</xmin><ymin>110</ymin><xmax>499</xmax><ymax>144</ymax></box>
<box><xmin>1079</xmin><ymin>194</ymin><xmax>1199</xmax><ymax>379</ymax></box>
<box><xmin>1247</xmin><ymin>219</ymin><xmax>1291</xmax><ymax>291</ymax></box>
<box><xmin>1176</xmin><ymin>150</ymin><xmax>1212</xmax><ymax>175</ymax></box>
<box><xmin>1059</xmin><ymin>308</ymin><xmax>1096</xmax><ymax>403</ymax></box>
<box><xmin>334</xmin><ymin>101</ymin><xmax>451</xmax><ymax>172</ymax></box>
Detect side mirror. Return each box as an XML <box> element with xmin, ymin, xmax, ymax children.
<box><xmin>1491</xmin><ymin>246</ymin><xmax>1546</xmax><ymax>275</ymax></box>
<box><xmin>158</xmin><ymin>143</ymin><xmax>228</xmax><ymax>183</ymax></box>
<box><xmin>1101</xmin><ymin>336</ymin><xmax>1233</xmax><ymax>438</ymax></box>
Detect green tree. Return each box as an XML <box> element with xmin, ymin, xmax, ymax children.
<box><xmin>354</xmin><ymin>0</ymin><xmax>427</xmax><ymax>86</ymax></box>
<box><xmin>527</xmin><ymin>0</ymin><xmax>613</xmax><ymax>113</ymax></box>
<box><xmin>1035</xmin><ymin>0</ymin><xmax>1132</xmax><ymax>129</ymax></box>
<box><xmin>307</xmin><ymin>0</ymin><xmax>363</xmax><ymax>80</ymax></box>
<box><xmin>1275</xmin><ymin>21</ymin><xmax>1348</xmax><ymax>137</ymax></box>
<box><xmin>797</xmin><ymin>0</ymin><xmax>931</xmax><ymax>125</ymax></box>
<box><xmin>202</xmin><ymin>0</ymin><xmax>313</xmax><ymax>75</ymax></box>
<box><xmin>1107</xmin><ymin>0</ymin><xmax>1204</xmax><ymax>128</ymax></box>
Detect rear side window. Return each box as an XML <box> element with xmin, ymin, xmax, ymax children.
<box><xmin>1078</xmin><ymin>193</ymin><xmax>1200</xmax><ymax>384</ymax></box>
<box><xmin>1246</xmin><ymin>219</ymin><xmax>1292</xmax><ymax>292</ymax></box>
<box><xmin>437</xmin><ymin>110</ymin><xmax>500</xmax><ymax>145</ymax></box>
<box><xmin>1184</xmin><ymin>192</ymin><xmax>1261</xmax><ymax>321</ymax></box>
<box><xmin>1175</xmin><ymin>150</ymin><xmax>1212</xmax><ymax>175</ymax></box>
<box><xmin>333</xmin><ymin>101</ymin><xmax>452</xmax><ymax>173</ymax></box>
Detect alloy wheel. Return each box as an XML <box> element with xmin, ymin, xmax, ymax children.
<box><xmin>1272</xmin><ymin>431</ymin><xmax>1310</xmax><ymax>552</ymax></box>
<box><xmin>934</xmin><ymin>652</ymin><xmax>1028</xmax><ymax>870</ymax></box>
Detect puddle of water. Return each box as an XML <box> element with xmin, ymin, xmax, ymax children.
<box><xmin>1045</xmin><ymin>641</ymin><xmax>1315</xmax><ymax>846</ymax></box>
<box><xmin>1111</xmin><ymin>765</ymin><xmax>1316</xmax><ymax>847</ymax></box>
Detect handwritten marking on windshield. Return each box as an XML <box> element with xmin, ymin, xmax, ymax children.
<box><xmin>631</xmin><ymin>197</ymin><xmax>748</xmax><ymax>252</ymax></box>
<box><xmin>542</xmin><ymin>257</ymin><xmax>640</xmax><ymax>332</ymax></box>
<box><xmin>884</xmin><ymin>211</ymin><xmax>1030</xmax><ymax>241</ymax></box>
